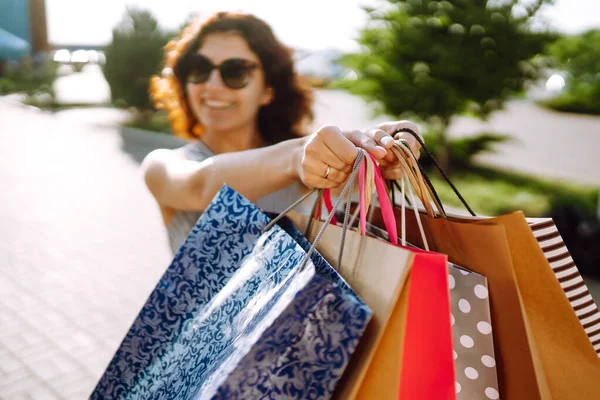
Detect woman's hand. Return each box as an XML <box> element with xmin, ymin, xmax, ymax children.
<box><xmin>359</xmin><ymin>121</ymin><xmax>423</xmax><ymax>181</ymax></box>
<box><xmin>296</xmin><ymin>121</ymin><xmax>423</xmax><ymax>188</ymax></box>
<box><xmin>296</xmin><ymin>121</ymin><xmax>424</xmax><ymax>188</ymax></box>
<box><xmin>296</xmin><ymin>125</ymin><xmax>359</xmax><ymax>189</ymax></box>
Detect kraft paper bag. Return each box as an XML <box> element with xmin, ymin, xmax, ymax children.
<box><xmin>286</xmin><ymin>211</ymin><xmax>415</xmax><ymax>399</ymax></box>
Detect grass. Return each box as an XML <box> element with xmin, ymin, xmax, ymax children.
<box><xmin>23</xmin><ymin>99</ymin><xmax>113</xmax><ymax>111</ymax></box>
<box><xmin>426</xmin><ymin>166</ymin><xmax>598</xmax><ymax>217</ymax></box>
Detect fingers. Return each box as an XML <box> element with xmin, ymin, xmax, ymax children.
<box><xmin>362</xmin><ymin>128</ymin><xmax>395</xmax><ymax>149</ymax></box>
<box><xmin>344</xmin><ymin>129</ymin><xmax>387</xmax><ymax>160</ymax></box>
<box><xmin>304</xmin><ymin>134</ymin><xmax>352</xmax><ymax>173</ymax></box>
<box><xmin>317</xmin><ymin>125</ymin><xmax>359</xmax><ymax>166</ymax></box>
<box><xmin>302</xmin><ymin>157</ymin><xmax>347</xmax><ymax>184</ymax></box>
<box><xmin>377</xmin><ymin>120</ymin><xmax>423</xmax><ymax>159</ymax></box>
<box><xmin>377</xmin><ymin>120</ymin><xmax>421</xmax><ymax>138</ymax></box>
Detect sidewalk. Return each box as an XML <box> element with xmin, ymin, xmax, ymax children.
<box><xmin>0</xmin><ymin>100</ymin><xmax>181</xmax><ymax>399</ymax></box>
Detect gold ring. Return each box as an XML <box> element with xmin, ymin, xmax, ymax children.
<box><xmin>323</xmin><ymin>166</ymin><xmax>331</xmax><ymax>179</ymax></box>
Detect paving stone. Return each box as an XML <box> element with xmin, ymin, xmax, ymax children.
<box><xmin>0</xmin><ymin>101</ymin><xmax>172</xmax><ymax>399</ymax></box>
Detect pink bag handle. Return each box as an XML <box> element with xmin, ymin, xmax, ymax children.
<box><xmin>322</xmin><ymin>189</ymin><xmax>337</xmax><ymax>225</ymax></box>
<box><xmin>322</xmin><ymin>154</ymin><xmax>397</xmax><ymax>244</ymax></box>
<box><xmin>323</xmin><ymin>188</ymin><xmax>336</xmax><ymax>225</ymax></box>
<box><xmin>365</xmin><ymin>153</ymin><xmax>398</xmax><ymax>245</ymax></box>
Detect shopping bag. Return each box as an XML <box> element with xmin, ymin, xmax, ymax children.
<box><xmin>286</xmin><ymin>153</ymin><xmax>455</xmax><ymax>399</ymax></box>
<box><xmin>474</xmin><ymin>213</ymin><xmax>600</xmax><ymax>399</ymax></box>
<box><xmin>448</xmin><ymin>263</ymin><xmax>499</xmax><ymax>400</ymax></box>
<box><xmin>90</xmin><ymin>184</ymin><xmax>372</xmax><ymax>400</ymax></box>
<box><xmin>398</xmin><ymin>251</ymin><xmax>455</xmax><ymax>400</ymax></box>
<box><xmin>527</xmin><ymin>218</ymin><xmax>600</xmax><ymax>356</ymax></box>
<box><xmin>410</xmin><ymin>205</ymin><xmax>600</xmax><ymax>356</ymax></box>
<box><xmin>393</xmin><ymin>204</ymin><xmax>600</xmax><ymax>356</ymax></box>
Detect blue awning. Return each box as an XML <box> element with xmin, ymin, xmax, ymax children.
<box><xmin>0</xmin><ymin>27</ymin><xmax>30</xmax><ymax>59</ymax></box>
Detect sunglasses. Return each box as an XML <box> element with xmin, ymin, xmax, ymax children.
<box><xmin>178</xmin><ymin>53</ymin><xmax>260</xmax><ymax>90</ymax></box>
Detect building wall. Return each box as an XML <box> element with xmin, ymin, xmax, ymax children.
<box><xmin>0</xmin><ymin>0</ymin><xmax>32</xmax><ymax>44</ymax></box>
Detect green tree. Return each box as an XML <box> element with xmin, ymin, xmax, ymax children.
<box><xmin>544</xmin><ymin>29</ymin><xmax>600</xmax><ymax>115</ymax></box>
<box><xmin>339</xmin><ymin>0</ymin><xmax>555</xmax><ymax>170</ymax></box>
<box><xmin>103</xmin><ymin>8</ymin><xmax>173</xmax><ymax>110</ymax></box>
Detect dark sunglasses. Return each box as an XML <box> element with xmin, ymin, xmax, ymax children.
<box><xmin>178</xmin><ymin>53</ymin><xmax>260</xmax><ymax>89</ymax></box>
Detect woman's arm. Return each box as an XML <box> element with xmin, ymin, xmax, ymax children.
<box><xmin>142</xmin><ymin>136</ymin><xmax>305</xmax><ymax>212</ymax></box>
<box><xmin>142</xmin><ymin>124</ymin><xmax>366</xmax><ymax>213</ymax></box>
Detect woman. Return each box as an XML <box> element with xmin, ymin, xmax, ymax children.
<box><xmin>142</xmin><ymin>12</ymin><xmax>422</xmax><ymax>253</ymax></box>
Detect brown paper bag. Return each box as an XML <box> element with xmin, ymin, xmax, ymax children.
<box><xmin>286</xmin><ymin>211</ymin><xmax>415</xmax><ymax>399</ymax></box>
<box><xmin>421</xmin><ymin>211</ymin><xmax>600</xmax><ymax>354</ymax></box>
<box><xmin>481</xmin><ymin>213</ymin><xmax>600</xmax><ymax>399</ymax></box>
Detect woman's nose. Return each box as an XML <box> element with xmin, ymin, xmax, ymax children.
<box><xmin>204</xmin><ymin>68</ymin><xmax>225</xmax><ymax>89</ymax></box>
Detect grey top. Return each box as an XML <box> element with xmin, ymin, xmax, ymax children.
<box><xmin>167</xmin><ymin>140</ymin><xmax>313</xmax><ymax>254</ymax></box>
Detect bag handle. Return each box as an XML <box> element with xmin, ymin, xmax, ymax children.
<box><xmin>394</xmin><ymin>127</ymin><xmax>477</xmax><ymax>217</ymax></box>
<box><xmin>350</xmin><ymin>148</ymin><xmax>433</xmax><ymax>251</ymax></box>
<box><xmin>318</xmin><ymin>152</ymin><xmax>399</xmax><ymax>245</ymax></box>
<box><xmin>358</xmin><ymin>155</ymin><xmax>375</xmax><ymax>234</ymax></box>
<box><xmin>389</xmin><ymin>142</ymin><xmax>437</xmax><ymax>218</ymax></box>
<box><xmin>365</xmin><ymin>153</ymin><xmax>399</xmax><ymax>245</ymax></box>
<box><xmin>265</xmin><ymin>149</ymin><xmax>367</xmax><ymax>271</ymax></box>
<box><xmin>309</xmin><ymin>158</ymin><xmax>373</xmax><ymax>233</ymax></box>
<box><xmin>390</xmin><ymin>141</ymin><xmax>446</xmax><ymax>218</ymax></box>
<box><xmin>320</xmin><ymin>147</ymin><xmax>431</xmax><ymax>248</ymax></box>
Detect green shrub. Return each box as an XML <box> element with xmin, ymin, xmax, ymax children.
<box><xmin>0</xmin><ymin>57</ymin><xmax>58</xmax><ymax>98</ymax></box>
<box><xmin>121</xmin><ymin>109</ymin><xmax>172</xmax><ymax>133</ymax></box>
<box><xmin>102</xmin><ymin>8</ymin><xmax>173</xmax><ymax>110</ymax></box>
<box><xmin>544</xmin><ymin>29</ymin><xmax>600</xmax><ymax>115</ymax></box>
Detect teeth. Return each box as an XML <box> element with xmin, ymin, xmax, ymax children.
<box><xmin>205</xmin><ymin>100</ymin><xmax>235</xmax><ymax>109</ymax></box>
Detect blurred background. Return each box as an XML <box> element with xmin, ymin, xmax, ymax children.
<box><xmin>1</xmin><ymin>0</ymin><xmax>599</xmax><ymax>398</ymax></box>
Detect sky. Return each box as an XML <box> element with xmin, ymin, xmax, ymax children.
<box><xmin>46</xmin><ymin>0</ymin><xmax>600</xmax><ymax>51</ymax></box>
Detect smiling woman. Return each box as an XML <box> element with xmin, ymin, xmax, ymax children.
<box><xmin>142</xmin><ymin>12</ymin><xmax>423</xmax><ymax>253</ymax></box>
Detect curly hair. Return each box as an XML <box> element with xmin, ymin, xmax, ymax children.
<box><xmin>149</xmin><ymin>12</ymin><xmax>313</xmax><ymax>143</ymax></box>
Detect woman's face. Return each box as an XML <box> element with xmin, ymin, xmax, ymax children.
<box><xmin>186</xmin><ymin>32</ymin><xmax>273</xmax><ymax>135</ymax></box>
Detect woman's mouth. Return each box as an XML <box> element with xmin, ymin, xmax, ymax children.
<box><xmin>203</xmin><ymin>99</ymin><xmax>236</xmax><ymax>110</ymax></box>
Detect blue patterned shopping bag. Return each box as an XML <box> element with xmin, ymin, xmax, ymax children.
<box><xmin>91</xmin><ymin>185</ymin><xmax>372</xmax><ymax>400</ymax></box>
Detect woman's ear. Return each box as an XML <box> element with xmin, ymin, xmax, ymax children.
<box><xmin>260</xmin><ymin>86</ymin><xmax>275</xmax><ymax>106</ymax></box>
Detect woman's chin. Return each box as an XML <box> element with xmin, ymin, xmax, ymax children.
<box><xmin>201</xmin><ymin>119</ymin><xmax>242</xmax><ymax>135</ymax></box>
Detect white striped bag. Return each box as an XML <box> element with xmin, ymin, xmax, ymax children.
<box><xmin>528</xmin><ymin>218</ymin><xmax>600</xmax><ymax>356</ymax></box>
